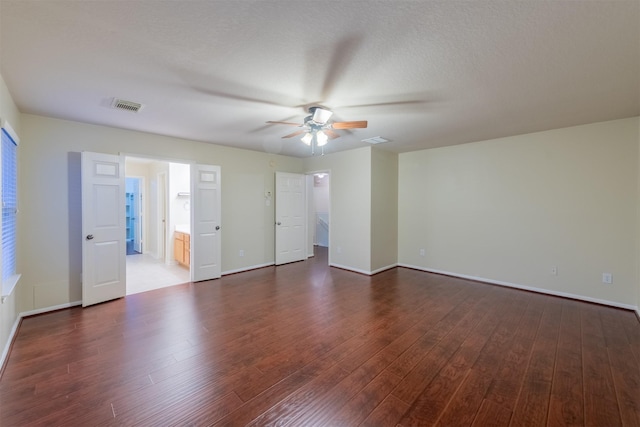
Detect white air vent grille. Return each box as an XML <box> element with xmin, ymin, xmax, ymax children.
<box><xmin>362</xmin><ymin>136</ymin><xmax>390</xmax><ymax>144</ymax></box>
<box><xmin>111</xmin><ymin>98</ymin><xmax>143</xmax><ymax>113</ymax></box>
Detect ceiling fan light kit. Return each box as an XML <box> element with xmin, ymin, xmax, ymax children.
<box><xmin>301</xmin><ymin>132</ymin><xmax>313</xmax><ymax>145</ymax></box>
<box><xmin>268</xmin><ymin>106</ymin><xmax>368</xmax><ymax>155</ymax></box>
<box><xmin>310</xmin><ymin>107</ymin><xmax>333</xmax><ymax>124</ymax></box>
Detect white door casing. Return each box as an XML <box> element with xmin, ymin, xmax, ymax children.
<box><xmin>191</xmin><ymin>164</ymin><xmax>221</xmax><ymax>281</ymax></box>
<box><xmin>275</xmin><ymin>172</ymin><xmax>306</xmax><ymax>265</ymax></box>
<box><xmin>81</xmin><ymin>152</ymin><xmax>126</xmax><ymax>307</ymax></box>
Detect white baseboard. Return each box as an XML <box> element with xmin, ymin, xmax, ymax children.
<box><xmin>330</xmin><ymin>262</ymin><xmax>398</xmax><ymax>276</ymax></box>
<box><xmin>222</xmin><ymin>262</ymin><xmax>274</xmax><ymax>276</ymax></box>
<box><xmin>0</xmin><ymin>315</ymin><xmax>21</xmax><ymax>374</ymax></box>
<box><xmin>398</xmin><ymin>263</ymin><xmax>638</xmax><ymax>311</ymax></box>
<box><xmin>1</xmin><ymin>300</ymin><xmax>82</xmax><ymax>374</ymax></box>
<box><xmin>329</xmin><ymin>263</ymin><xmax>371</xmax><ymax>275</ymax></box>
<box><xmin>19</xmin><ymin>301</ymin><xmax>83</xmax><ymax>318</ymax></box>
<box><xmin>370</xmin><ymin>263</ymin><xmax>398</xmax><ymax>275</ymax></box>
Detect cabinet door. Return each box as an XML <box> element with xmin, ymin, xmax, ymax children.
<box><xmin>174</xmin><ymin>233</ymin><xmax>185</xmax><ymax>264</ymax></box>
<box><xmin>185</xmin><ymin>235</ymin><xmax>190</xmax><ymax>267</ymax></box>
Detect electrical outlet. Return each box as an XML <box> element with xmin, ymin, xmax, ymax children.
<box><xmin>337</xmin><ymin>246</ymin><xmax>342</xmax><ymax>254</ymax></box>
<box><xmin>551</xmin><ymin>266</ymin><xmax>557</xmax><ymax>276</ymax></box>
<box><xmin>419</xmin><ymin>248</ymin><xmax>425</xmax><ymax>256</ymax></box>
<box><xmin>602</xmin><ymin>273</ymin><xmax>612</xmax><ymax>284</ymax></box>
<box><xmin>239</xmin><ymin>249</ymin><xmax>244</xmax><ymax>257</ymax></box>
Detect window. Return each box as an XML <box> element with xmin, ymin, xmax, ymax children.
<box><xmin>1</xmin><ymin>120</ymin><xmax>19</xmax><ymax>298</ymax></box>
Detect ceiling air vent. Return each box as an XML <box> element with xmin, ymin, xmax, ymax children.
<box><xmin>362</xmin><ymin>136</ymin><xmax>390</xmax><ymax>145</ymax></box>
<box><xmin>111</xmin><ymin>98</ymin><xmax>143</xmax><ymax>113</ymax></box>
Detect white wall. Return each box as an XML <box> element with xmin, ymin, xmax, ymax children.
<box><xmin>17</xmin><ymin>114</ymin><xmax>303</xmax><ymax>312</ymax></box>
<box><xmin>399</xmin><ymin>117</ymin><xmax>640</xmax><ymax>308</ymax></box>
<box><xmin>0</xmin><ymin>73</ymin><xmax>21</xmax><ymax>366</ymax></box>
<box><xmin>168</xmin><ymin>162</ymin><xmax>190</xmax><ymax>262</ymax></box>
<box><xmin>305</xmin><ymin>147</ymin><xmax>372</xmax><ymax>273</ymax></box>
<box><xmin>148</xmin><ymin>160</ymin><xmax>170</xmax><ymax>260</ymax></box>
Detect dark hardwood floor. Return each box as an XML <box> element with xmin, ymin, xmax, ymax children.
<box><xmin>1</xmin><ymin>247</ymin><xmax>639</xmax><ymax>426</ymax></box>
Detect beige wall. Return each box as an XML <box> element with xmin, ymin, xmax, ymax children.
<box><xmin>18</xmin><ymin>114</ymin><xmax>303</xmax><ymax>311</ymax></box>
<box><xmin>305</xmin><ymin>147</ymin><xmax>372</xmax><ymax>273</ymax></box>
<box><xmin>399</xmin><ymin>117</ymin><xmax>640</xmax><ymax>308</ymax></box>
<box><xmin>371</xmin><ymin>148</ymin><xmax>398</xmax><ymax>272</ymax></box>
<box><xmin>0</xmin><ymin>73</ymin><xmax>21</xmax><ymax>365</ymax></box>
<box><xmin>637</xmin><ymin>118</ymin><xmax>640</xmax><ymax>316</ymax></box>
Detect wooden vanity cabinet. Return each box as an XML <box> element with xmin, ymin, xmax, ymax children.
<box><xmin>174</xmin><ymin>231</ymin><xmax>190</xmax><ymax>267</ymax></box>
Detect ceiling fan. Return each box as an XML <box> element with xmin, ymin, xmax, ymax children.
<box><xmin>267</xmin><ymin>106</ymin><xmax>367</xmax><ymax>154</ymax></box>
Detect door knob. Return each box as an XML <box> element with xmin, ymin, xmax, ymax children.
<box><xmin>276</xmin><ymin>222</ymin><xmax>281</xmax><ymax>226</ymax></box>
<box><xmin>215</xmin><ymin>226</ymin><xmax>220</xmax><ymax>230</ymax></box>
<box><xmin>86</xmin><ymin>234</ymin><xmax>94</xmax><ymax>240</ymax></box>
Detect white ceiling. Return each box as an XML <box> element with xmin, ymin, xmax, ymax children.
<box><xmin>1</xmin><ymin>1</ymin><xmax>638</xmax><ymax>158</ymax></box>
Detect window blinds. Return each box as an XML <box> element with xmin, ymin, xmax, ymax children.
<box><xmin>2</xmin><ymin>128</ymin><xmax>18</xmax><ymax>282</ymax></box>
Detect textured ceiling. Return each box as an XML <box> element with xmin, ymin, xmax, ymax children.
<box><xmin>1</xmin><ymin>1</ymin><xmax>638</xmax><ymax>157</ymax></box>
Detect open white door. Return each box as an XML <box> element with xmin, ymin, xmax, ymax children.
<box><xmin>81</xmin><ymin>152</ymin><xmax>126</xmax><ymax>307</ymax></box>
<box><xmin>191</xmin><ymin>164</ymin><xmax>221</xmax><ymax>282</ymax></box>
<box><xmin>275</xmin><ymin>172</ymin><xmax>306</xmax><ymax>265</ymax></box>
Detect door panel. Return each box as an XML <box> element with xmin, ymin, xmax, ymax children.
<box><xmin>275</xmin><ymin>172</ymin><xmax>306</xmax><ymax>265</ymax></box>
<box><xmin>82</xmin><ymin>152</ymin><xmax>126</xmax><ymax>307</ymax></box>
<box><xmin>191</xmin><ymin>164</ymin><xmax>221</xmax><ymax>281</ymax></box>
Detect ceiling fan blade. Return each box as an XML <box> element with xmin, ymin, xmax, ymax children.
<box><xmin>331</xmin><ymin>121</ymin><xmax>368</xmax><ymax>130</ymax></box>
<box><xmin>325</xmin><ymin>129</ymin><xmax>341</xmax><ymax>139</ymax></box>
<box><xmin>266</xmin><ymin>121</ymin><xmax>301</xmax><ymax>126</ymax></box>
<box><xmin>320</xmin><ymin>35</ymin><xmax>363</xmax><ymax>100</ymax></box>
<box><xmin>282</xmin><ymin>130</ymin><xmax>306</xmax><ymax>139</ymax></box>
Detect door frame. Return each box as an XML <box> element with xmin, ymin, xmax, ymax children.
<box><xmin>122</xmin><ymin>153</ymin><xmax>195</xmax><ymax>274</ymax></box>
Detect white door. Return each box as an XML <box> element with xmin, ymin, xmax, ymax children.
<box><xmin>81</xmin><ymin>152</ymin><xmax>126</xmax><ymax>307</ymax></box>
<box><xmin>191</xmin><ymin>164</ymin><xmax>221</xmax><ymax>281</ymax></box>
<box><xmin>275</xmin><ymin>172</ymin><xmax>306</xmax><ymax>265</ymax></box>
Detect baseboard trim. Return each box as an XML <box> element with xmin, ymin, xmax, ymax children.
<box><xmin>370</xmin><ymin>263</ymin><xmax>398</xmax><ymax>275</ymax></box>
<box><xmin>0</xmin><ymin>315</ymin><xmax>22</xmax><ymax>378</ymax></box>
<box><xmin>1</xmin><ymin>300</ymin><xmax>83</xmax><ymax>377</ymax></box>
<box><xmin>329</xmin><ymin>263</ymin><xmax>371</xmax><ymax>276</ymax></box>
<box><xmin>222</xmin><ymin>262</ymin><xmax>274</xmax><ymax>276</ymax></box>
<box><xmin>398</xmin><ymin>263</ymin><xmax>637</xmax><ymax>311</ymax></box>
<box><xmin>329</xmin><ymin>263</ymin><xmax>397</xmax><ymax>276</ymax></box>
<box><xmin>20</xmin><ymin>301</ymin><xmax>83</xmax><ymax>318</ymax></box>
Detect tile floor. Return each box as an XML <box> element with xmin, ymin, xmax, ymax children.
<box><xmin>126</xmin><ymin>253</ymin><xmax>190</xmax><ymax>295</ymax></box>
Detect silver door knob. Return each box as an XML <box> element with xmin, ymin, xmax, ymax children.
<box><xmin>215</xmin><ymin>226</ymin><xmax>220</xmax><ymax>230</ymax></box>
<box><xmin>86</xmin><ymin>234</ymin><xmax>94</xmax><ymax>240</ymax></box>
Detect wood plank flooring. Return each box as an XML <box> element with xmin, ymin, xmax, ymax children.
<box><xmin>1</xmin><ymin>247</ymin><xmax>638</xmax><ymax>426</ymax></box>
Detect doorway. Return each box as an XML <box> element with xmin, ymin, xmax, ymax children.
<box><xmin>125</xmin><ymin>177</ymin><xmax>143</xmax><ymax>255</ymax></box>
<box><xmin>124</xmin><ymin>157</ymin><xmax>191</xmax><ymax>295</ymax></box>
<box><xmin>307</xmin><ymin>171</ymin><xmax>330</xmax><ymax>261</ymax></box>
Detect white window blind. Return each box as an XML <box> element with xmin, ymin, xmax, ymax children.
<box><xmin>2</xmin><ymin>127</ymin><xmax>18</xmax><ymax>282</ymax></box>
